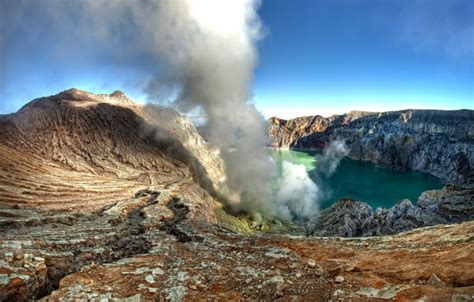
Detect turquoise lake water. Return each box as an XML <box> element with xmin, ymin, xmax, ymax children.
<box><xmin>269</xmin><ymin>149</ymin><xmax>443</xmax><ymax>209</ymax></box>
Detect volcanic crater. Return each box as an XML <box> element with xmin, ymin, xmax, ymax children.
<box><xmin>0</xmin><ymin>89</ymin><xmax>473</xmax><ymax>301</ymax></box>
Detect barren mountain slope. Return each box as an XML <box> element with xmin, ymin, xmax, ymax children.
<box><xmin>0</xmin><ymin>88</ymin><xmax>225</xmax><ymax>218</ymax></box>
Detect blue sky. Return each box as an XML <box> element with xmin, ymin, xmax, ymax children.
<box><xmin>255</xmin><ymin>0</ymin><xmax>473</xmax><ymax>117</ymax></box>
<box><xmin>0</xmin><ymin>0</ymin><xmax>473</xmax><ymax>118</ymax></box>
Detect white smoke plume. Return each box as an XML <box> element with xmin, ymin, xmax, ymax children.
<box><xmin>269</xmin><ymin>140</ymin><xmax>350</xmax><ymax>227</ymax></box>
<box><xmin>141</xmin><ymin>0</ymin><xmax>277</xmax><ymax>217</ymax></box>
<box><xmin>270</xmin><ymin>140</ymin><xmax>350</xmax><ymax>222</ymax></box>
<box><xmin>315</xmin><ymin>140</ymin><xmax>349</xmax><ymax>177</ymax></box>
<box><xmin>273</xmin><ymin>161</ymin><xmax>320</xmax><ymax>221</ymax></box>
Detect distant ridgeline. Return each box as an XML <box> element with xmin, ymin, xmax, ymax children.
<box><xmin>268</xmin><ymin>110</ymin><xmax>474</xmax><ymax>187</ymax></box>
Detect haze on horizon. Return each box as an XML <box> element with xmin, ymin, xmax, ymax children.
<box><xmin>0</xmin><ymin>0</ymin><xmax>473</xmax><ymax>119</ymax></box>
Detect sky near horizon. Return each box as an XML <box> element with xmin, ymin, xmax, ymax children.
<box><xmin>0</xmin><ymin>0</ymin><xmax>473</xmax><ymax>118</ymax></box>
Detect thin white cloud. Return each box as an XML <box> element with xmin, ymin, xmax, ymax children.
<box><xmin>397</xmin><ymin>0</ymin><xmax>474</xmax><ymax>59</ymax></box>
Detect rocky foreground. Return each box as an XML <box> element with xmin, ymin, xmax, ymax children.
<box><xmin>2</xmin><ymin>195</ymin><xmax>473</xmax><ymax>301</ymax></box>
<box><xmin>0</xmin><ymin>90</ymin><xmax>473</xmax><ymax>300</ymax></box>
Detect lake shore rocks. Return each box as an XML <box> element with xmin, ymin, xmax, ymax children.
<box><xmin>310</xmin><ymin>185</ymin><xmax>474</xmax><ymax>237</ymax></box>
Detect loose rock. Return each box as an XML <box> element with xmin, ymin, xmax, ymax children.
<box><xmin>307</xmin><ymin>259</ymin><xmax>316</xmax><ymax>268</ymax></box>
<box><xmin>335</xmin><ymin>276</ymin><xmax>344</xmax><ymax>283</ymax></box>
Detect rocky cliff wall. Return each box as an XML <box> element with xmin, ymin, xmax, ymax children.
<box><xmin>268</xmin><ymin>110</ymin><xmax>474</xmax><ymax>186</ymax></box>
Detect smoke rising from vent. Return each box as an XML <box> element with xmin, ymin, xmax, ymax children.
<box><xmin>273</xmin><ymin>161</ymin><xmax>320</xmax><ymax>221</ymax></box>
<box><xmin>271</xmin><ymin>140</ymin><xmax>350</xmax><ymax>223</ymax></box>
<box><xmin>315</xmin><ymin>140</ymin><xmax>350</xmax><ymax>177</ymax></box>
<box><xmin>145</xmin><ymin>0</ymin><xmax>277</xmax><ymax>218</ymax></box>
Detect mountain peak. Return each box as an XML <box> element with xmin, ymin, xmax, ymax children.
<box><xmin>57</xmin><ymin>88</ymin><xmax>134</xmax><ymax>105</ymax></box>
<box><xmin>18</xmin><ymin>88</ymin><xmax>137</xmax><ymax>112</ymax></box>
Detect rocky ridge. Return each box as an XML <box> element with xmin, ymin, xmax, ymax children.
<box><xmin>0</xmin><ymin>88</ymin><xmax>225</xmax><ymax>216</ymax></box>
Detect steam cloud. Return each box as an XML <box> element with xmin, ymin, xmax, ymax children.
<box><xmin>315</xmin><ymin>140</ymin><xmax>349</xmax><ymax>177</ymax></box>
<box><xmin>271</xmin><ymin>140</ymin><xmax>349</xmax><ymax>222</ymax></box>
<box><xmin>143</xmin><ymin>0</ymin><xmax>277</xmax><ymax>219</ymax></box>
<box><xmin>273</xmin><ymin>161</ymin><xmax>320</xmax><ymax>221</ymax></box>
<box><xmin>264</xmin><ymin>139</ymin><xmax>349</xmax><ymax>224</ymax></box>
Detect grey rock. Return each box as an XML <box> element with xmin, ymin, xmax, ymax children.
<box><xmin>165</xmin><ymin>285</ymin><xmax>187</xmax><ymax>302</ymax></box>
<box><xmin>335</xmin><ymin>276</ymin><xmax>344</xmax><ymax>283</ymax></box>
<box><xmin>145</xmin><ymin>275</ymin><xmax>155</xmax><ymax>284</ymax></box>
<box><xmin>0</xmin><ymin>274</ymin><xmax>9</xmax><ymax>285</ymax></box>
<box><xmin>427</xmin><ymin>274</ymin><xmax>446</xmax><ymax>287</ymax></box>
<box><xmin>311</xmin><ymin>186</ymin><xmax>474</xmax><ymax>237</ymax></box>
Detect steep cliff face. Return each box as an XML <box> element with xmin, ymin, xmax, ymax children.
<box><xmin>268</xmin><ymin>110</ymin><xmax>474</xmax><ymax>186</ymax></box>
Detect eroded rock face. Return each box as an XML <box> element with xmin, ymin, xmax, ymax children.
<box><xmin>268</xmin><ymin>110</ymin><xmax>474</xmax><ymax>186</ymax></box>
<box><xmin>0</xmin><ymin>88</ymin><xmax>225</xmax><ymax>217</ymax></box>
<box><xmin>312</xmin><ymin>186</ymin><xmax>474</xmax><ymax>237</ymax></box>
<box><xmin>0</xmin><ymin>188</ymin><xmax>201</xmax><ymax>300</ymax></box>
